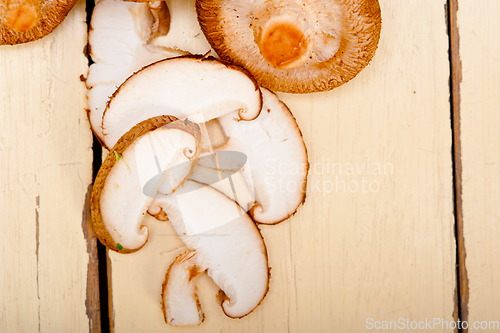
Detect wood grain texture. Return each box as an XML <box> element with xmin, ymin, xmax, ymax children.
<box><xmin>105</xmin><ymin>1</ymin><xmax>457</xmax><ymax>332</ymax></box>
<box><xmin>457</xmin><ymin>0</ymin><xmax>500</xmax><ymax>330</ymax></box>
<box><xmin>0</xmin><ymin>1</ymin><xmax>95</xmax><ymax>332</ymax></box>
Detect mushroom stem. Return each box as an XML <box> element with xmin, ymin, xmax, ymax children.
<box><xmin>252</xmin><ymin>4</ymin><xmax>313</xmax><ymax>69</ymax></box>
<box><xmin>146</xmin><ymin>1</ymin><xmax>171</xmax><ymax>42</ymax></box>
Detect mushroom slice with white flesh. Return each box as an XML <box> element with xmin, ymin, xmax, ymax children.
<box><xmin>0</xmin><ymin>0</ymin><xmax>77</xmax><ymax>45</ymax></box>
<box><xmin>149</xmin><ymin>180</ymin><xmax>269</xmax><ymax>325</ymax></box>
<box><xmin>194</xmin><ymin>88</ymin><xmax>308</xmax><ymax>224</ymax></box>
<box><xmin>161</xmin><ymin>251</ymin><xmax>205</xmax><ymax>325</ymax></box>
<box><xmin>91</xmin><ymin>116</ymin><xmax>202</xmax><ymax>253</ymax></box>
<box><xmin>101</xmin><ymin>55</ymin><xmax>262</xmax><ymax>149</ymax></box>
<box><xmin>196</xmin><ymin>0</ymin><xmax>382</xmax><ymax>93</ymax></box>
<box><xmin>188</xmin><ymin>149</ymin><xmax>256</xmax><ymax>214</ymax></box>
<box><xmin>132</xmin><ymin>0</ymin><xmax>171</xmax><ymax>43</ymax></box>
<box><xmin>87</xmin><ymin>0</ymin><xmax>182</xmax><ymax>143</ymax></box>
<box><xmin>148</xmin><ymin>0</ymin><xmax>212</xmax><ymax>54</ymax></box>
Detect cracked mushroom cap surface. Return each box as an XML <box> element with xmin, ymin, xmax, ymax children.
<box><xmin>149</xmin><ymin>180</ymin><xmax>269</xmax><ymax>325</ymax></box>
<box><xmin>196</xmin><ymin>0</ymin><xmax>382</xmax><ymax>93</ymax></box>
<box><xmin>0</xmin><ymin>0</ymin><xmax>78</xmax><ymax>44</ymax></box>
<box><xmin>91</xmin><ymin>116</ymin><xmax>202</xmax><ymax>253</ymax></box>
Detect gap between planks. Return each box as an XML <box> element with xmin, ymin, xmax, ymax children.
<box><xmin>447</xmin><ymin>0</ymin><xmax>469</xmax><ymax>332</ymax></box>
<box><xmin>84</xmin><ymin>0</ymin><xmax>109</xmax><ymax>332</ymax></box>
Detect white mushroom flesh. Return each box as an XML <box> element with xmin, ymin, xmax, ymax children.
<box><xmin>162</xmin><ymin>251</ymin><xmax>206</xmax><ymax>326</ymax></box>
<box><xmin>150</xmin><ymin>0</ymin><xmax>212</xmax><ymax>54</ymax></box>
<box><xmin>101</xmin><ymin>56</ymin><xmax>262</xmax><ymax>149</ymax></box>
<box><xmin>100</xmin><ymin>127</ymin><xmax>198</xmax><ymax>250</ymax></box>
<box><xmin>87</xmin><ymin>0</ymin><xmax>183</xmax><ymax>142</ymax></box>
<box><xmin>216</xmin><ymin>88</ymin><xmax>308</xmax><ymax>224</ymax></box>
<box><xmin>150</xmin><ymin>180</ymin><xmax>269</xmax><ymax>320</ymax></box>
<box><xmin>188</xmin><ymin>152</ymin><xmax>256</xmax><ymax>212</ymax></box>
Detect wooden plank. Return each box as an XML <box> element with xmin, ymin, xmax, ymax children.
<box><xmin>0</xmin><ymin>1</ymin><xmax>96</xmax><ymax>332</ymax></box>
<box><xmin>107</xmin><ymin>0</ymin><xmax>456</xmax><ymax>332</ymax></box>
<box><xmin>457</xmin><ymin>0</ymin><xmax>500</xmax><ymax>331</ymax></box>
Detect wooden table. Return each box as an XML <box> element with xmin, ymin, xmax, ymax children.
<box><xmin>1</xmin><ymin>0</ymin><xmax>498</xmax><ymax>332</ymax></box>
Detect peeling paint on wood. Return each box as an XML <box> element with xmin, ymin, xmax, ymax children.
<box><xmin>82</xmin><ymin>185</ymin><xmax>101</xmax><ymax>333</ymax></box>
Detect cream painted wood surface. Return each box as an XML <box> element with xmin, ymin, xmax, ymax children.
<box><xmin>0</xmin><ymin>1</ymin><xmax>94</xmax><ymax>332</ymax></box>
<box><xmin>458</xmin><ymin>0</ymin><xmax>500</xmax><ymax>330</ymax></box>
<box><xmin>107</xmin><ymin>1</ymin><xmax>457</xmax><ymax>332</ymax></box>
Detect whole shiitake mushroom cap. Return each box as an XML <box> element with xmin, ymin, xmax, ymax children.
<box><xmin>196</xmin><ymin>0</ymin><xmax>382</xmax><ymax>93</ymax></box>
<box><xmin>0</xmin><ymin>0</ymin><xmax>78</xmax><ymax>45</ymax></box>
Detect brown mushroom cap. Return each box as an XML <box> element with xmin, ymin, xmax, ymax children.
<box><xmin>0</xmin><ymin>0</ymin><xmax>78</xmax><ymax>45</ymax></box>
<box><xmin>196</xmin><ymin>0</ymin><xmax>382</xmax><ymax>93</ymax></box>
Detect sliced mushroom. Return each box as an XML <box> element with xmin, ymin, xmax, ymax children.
<box><xmin>148</xmin><ymin>0</ymin><xmax>212</xmax><ymax>54</ymax></box>
<box><xmin>188</xmin><ymin>150</ymin><xmax>256</xmax><ymax>212</ymax></box>
<box><xmin>91</xmin><ymin>116</ymin><xmax>202</xmax><ymax>253</ymax></box>
<box><xmin>149</xmin><ymin>180</ymin><xmax>269</xmax><ymax>324</ymax></box>
<box><xmin>87</xmin><ymin>0</ymin><xmax>218</xmax><ymax>145</ymax></box>
<box><xmin>87</xmin><ymin>0</ymin><xmax>183</xmax><ymax>144</ymax></box>
<box><xmin>194</xmin><ymin>88</ymin><xmax>308</xmax><ymax>224</ymax></box>
<box><xmin>0</xmin><ymin>0</ymin><xmax>77</xmax><ymax>45</ymax></box>
<box><xmin>161</xmin><ymin>251</ymin><xmax>206</xmax><ymax>326</ymax></box>
<box><xmin>139</xmin><ymin>1</ymin><xmax>171</xmax><ymax>43</ymax></box>
<box><xmin>196</xmin><ymin>0</ymin><xmax>382</xmax><ymax>93</ymax></box>
<box><xmin>101</xmin><ymin>55</ymin><xmax>262</xmax><ymax>149</ymax></box>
